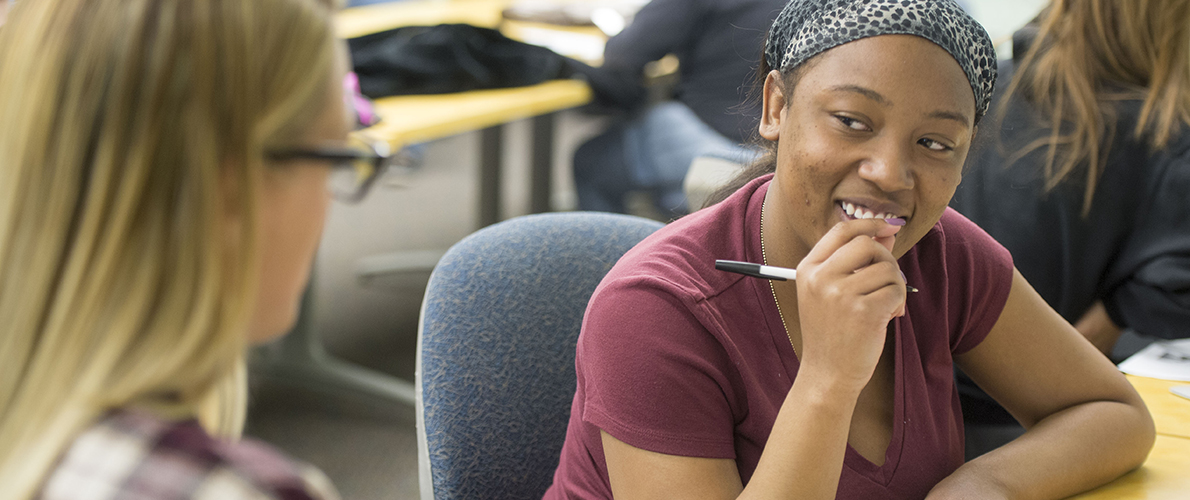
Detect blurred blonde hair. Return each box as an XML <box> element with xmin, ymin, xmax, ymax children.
<box><xmin>1002</xmin><ymin>0</ymin><xmax>1190</xmax><ymax>214</ymax></box>
<box><xmin>0</xmin><ymin>0</ymin><xmax>339</xmax><ymax>497</ymax></box>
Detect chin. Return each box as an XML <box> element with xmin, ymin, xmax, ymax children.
<box><xmin>247</xmin><ymin>304</ymin><xmax>301</xmax><ymax>345</ymax></box>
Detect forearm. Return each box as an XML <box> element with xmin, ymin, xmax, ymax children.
<box><xmin>930</xmin><ymin>400</ymin><xmax>1155</xmax><ymax>499</ymax></box>
<box><xmin>738</xmin><ymin>371</ymin><xmax>860</xmax><ymax>500</ymax></box>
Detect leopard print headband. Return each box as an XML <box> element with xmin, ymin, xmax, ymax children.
<box><xmin>765</xmin><ymin>0</ymin><xmax>997</xmax><ymax>121</ymax></box>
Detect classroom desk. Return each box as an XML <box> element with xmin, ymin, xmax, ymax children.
<box><xmin>1062</xmin><ymin>375</ymin><xmax>1190</xmax><ymax>498</ymax></box>
<box><xmin>338</xmin><ymin>0</ymin><xmax>602</xmax><ymax>226</ymax></box>
<box><xmin>1127</xmin><ymin>375</ymin><xmax>1190</xmax><ymax>440</ymax></box>
<box><xmin>363</xmin><ymin>81</ymin><xmax>592</xmax><ymax>226</ymax></box>
<box><xmin>336</xmin><ymin>0</ymin><xmax>606</xmax><ymax>40</ymax></box>
<box><xmin>1066</xmin><ymin>434</ymin><xmax>1190</xmax><ymax>500</ymax></box>
<box><xmin>337</xmin><ymin>0</ymin><xmax>507</xmax><ymax>39</ymax></box>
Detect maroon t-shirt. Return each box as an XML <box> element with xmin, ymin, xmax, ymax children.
<box><xmin>544</xmin><ymin>175</ymin><xmax>1014</xmax><ymax>500</ymax></box>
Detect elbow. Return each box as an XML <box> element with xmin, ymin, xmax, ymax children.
<box><xmin>1130</xmin><ymin>402</ymin><xmax>1157</xmax><ymax>470</ymax></box>
<box><xmin>1112</xmin><ymin>394</ymin><xmax>1156</xmax><ymax>473</ymax></box>
<box><xmin>1065</xmin><ymin>394</ymin><xmax>1155</xmax><ymax>475</ymax></box>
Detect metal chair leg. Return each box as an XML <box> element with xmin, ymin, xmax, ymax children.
<box><xmin>253</xmin><ymin>280</ymin><xmax>416</xmax><ymax>406</ymax></box>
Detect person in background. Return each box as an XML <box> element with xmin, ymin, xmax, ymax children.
<box><xmin>951</xmin><ymin>0</ymin><xmax>1190</xmax><ymax>438</ymax></box>
<box><xmin>0</xmin><ymin>0</ymin><xmax>393</xmax><ymax>498</ymax></box>
<box><xmin>546</xmin><ymin>1</ymin><xmax>1153</xmax><ymax>498</ymax></box>
<box><xmin>572</xmin><ymin>0</ymin><xmax>786</xmax><ymax>217</ymax></box>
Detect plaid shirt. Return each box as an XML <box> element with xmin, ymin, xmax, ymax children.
<box><xmin>37</xmin><ymin>409</ymin><xmax>340</xmax><ymax>500</ymax></box>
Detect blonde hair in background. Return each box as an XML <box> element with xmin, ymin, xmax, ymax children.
<box><xmin>0</xmin><ymin>0</ymin><xmax>339</xmax><ymax>497</ymax></box>
<box><xmin>999</xmin><ymin>0</ymin><xmax>1190</xmax><ymax>215</ymax></box>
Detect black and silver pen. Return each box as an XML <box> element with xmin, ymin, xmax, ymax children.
<box><xmin>714</xmin><ymin>259</ymin><xmax>919</xmax><ymax>293</ymax></box>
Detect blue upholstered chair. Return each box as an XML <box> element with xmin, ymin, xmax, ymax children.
<box><xmin>416</xmin><ymin>212</ymin><xmax>665</xmax><ymax>500</ymax></box>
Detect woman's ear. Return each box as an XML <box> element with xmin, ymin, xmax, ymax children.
<box><xmin>759</xmin><ymin>70</ymin><xmax>786</xmax><ymax>141</ymax></box>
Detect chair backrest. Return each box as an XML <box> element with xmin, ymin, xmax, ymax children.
<box><xmin>683</xmin><ymin>154</ymin><xmax>747</xmax><ymax>211</ymax></box>
<box><xmin>416</xmin><ymin>212</ymin><xmax>665</xmax><ymax>500</ymax></box>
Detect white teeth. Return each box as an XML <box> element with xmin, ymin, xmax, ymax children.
<box><xmin>842</xmin><ymin>201</ymin><xmax>898</xmax><ymax>220</ymax></box>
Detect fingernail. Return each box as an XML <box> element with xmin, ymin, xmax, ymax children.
<box><xmin>886</xmin><ymin>217</ymin><xmax>906</xmax><ymax>226</ymax></box>
<box><xmin>899</xmin><ymin>270</ymin><xmax>907</xmax><ymax>282</ymax></box>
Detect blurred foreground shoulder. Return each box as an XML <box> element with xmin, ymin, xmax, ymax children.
<box><xmin>37</xmin><ymin>409</ymin><xmax>339</xmax><ymax>500</ymax></box>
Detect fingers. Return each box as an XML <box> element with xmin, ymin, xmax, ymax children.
<box><xmin>849</xmin><ymin>263</ymin><xmax>908</xmax><ymax>318</ymax></box>
<box><xmin>798</xmin><ymin>223</ymin><xmax>908</xmax><ymax>318</ymax></box>
<box><xmin>812</xmin><ymin>234</ymin><xmax>897</xmax><ymax>279</ymax></box>
<box><xmin>804</xmin><ymin>218</ymin><xmax>902</xmax><ymax>266</ymax></box>
<box><xmin>874</xmin><ymin>234</ymin><xmax>896</xmax><ymax>253</ymax></box>
<box><xmin>812</xmin><ymin>260</ymin><xmax>906</xmax><ymax>302</ymax></box>
<box><xmin>802</xmin><ymin>261</ymin><xmax>908</xmax><ymax>319</ymax></box>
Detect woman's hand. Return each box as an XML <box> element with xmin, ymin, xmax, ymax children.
<box><xmin>795</xmin><ymin>218</ymin><xmax>906</xmax><ymax>392</ymax></box>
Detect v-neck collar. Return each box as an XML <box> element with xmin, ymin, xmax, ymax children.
<box><xmin>746</xmin><ymin>176</ymin><xmax>909</xmax><ymax>487</ymax></box>
<box><xmin>843</xmin><ymin>316</ymin><xmax>907</xmax><ymax>486</ymax></box>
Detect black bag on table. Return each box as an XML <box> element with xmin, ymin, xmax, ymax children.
<box><xmin>347</xmin><ymin>23</ymin><xmax>644</xmax><ymax>109</ymax></box>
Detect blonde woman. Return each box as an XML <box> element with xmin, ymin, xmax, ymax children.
<box><xmin>0</xmin><ymin>0</ymin><xmax>394</xmax><ymax>498</ymax></box>
<box><xmin>951</xmin><ymin>0</ymin><xmax>1190</xmax><ymax>435</ymax></box>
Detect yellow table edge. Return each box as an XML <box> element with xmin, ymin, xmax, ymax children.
<box><xmin>337</xmin><ymin>1</ymin><xmax>508</xmax><ymax>39</ymax></box>
<box><xmin>1065</xmin><ymin>434</ymin><xmax>1190</xmax><ymax>499</ymax></box>
<box><xmin>362</xmin><ymin>79</ymin><xmax>593</xmax><ymax>150</ymax></box>
<box><xmin>337</xmin><ymin>0</ymin><xmax>608</xmax><ymax>40</ymax></box>
<box><xmin>1126</xmin><ymin>375</ymin><xmax>1190</xmax><ymax>440</ymax></box>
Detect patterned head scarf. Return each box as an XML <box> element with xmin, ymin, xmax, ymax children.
<box><xmin>765</xmin><ymin>0</ymin><xmax>997</xmax><ymax>122</ymax></box>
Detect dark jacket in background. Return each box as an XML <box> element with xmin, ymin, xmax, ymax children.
<box><xmin>951</xmin><ymin>37</ymin><xmax>1190</xmax><ymax>341</ymax></box>
<box><xmin>600</xmin><ymin>0</ymin><xmax>788</xmax><ymax>142</ymax></box>
<box><xmin>952</xmin><ymin>29</ymin><xmax>1190</xmax><ymax>427</ymax></box>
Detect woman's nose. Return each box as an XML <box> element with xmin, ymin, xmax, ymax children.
<box><xmin>857</xmin><ymin>140</ymin><xmax>914</xmax><ymax>192</ymax></box>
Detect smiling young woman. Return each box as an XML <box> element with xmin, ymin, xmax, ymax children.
<box><xmin>543</xmin><ymin>1</ymin><xmax>1155</xmax><ymax>499</ymax></box>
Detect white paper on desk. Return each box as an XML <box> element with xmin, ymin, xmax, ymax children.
<box><xmin>516</xmin><ymin>27</ymin><xmax>605</xmax><ymax>62</ymax></box>
<box><xmin>1118</xmin><ymin>339</ymin><xmax>1190</xmax><ymax>381</ymax></box>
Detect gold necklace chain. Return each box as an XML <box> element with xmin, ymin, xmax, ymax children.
<box><xmin>760</xmin><ymin>204</ymin><xmax>798</xmax><ymax>359</ymax></box>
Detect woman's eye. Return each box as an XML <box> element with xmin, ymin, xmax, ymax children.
<box><xmin>836</xmin><ymin>115</ymin><xmax>870</xmax><ymax>131</ymax></box>
<box><xmin>919</xmin><ymin>138</ymin><xmax>953</xmax><ymax>152</ymax></box>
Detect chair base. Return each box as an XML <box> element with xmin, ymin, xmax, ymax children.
<box><xmin>254</xmin><ymin>347</ymin><xmax>417</xmax><ymax>407</ymax></box>
<box><xmin>252</xmin><ymin>279</ymin><xmax>416</xmax><ymax>408</ymax></box>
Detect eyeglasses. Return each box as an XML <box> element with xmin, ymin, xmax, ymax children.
<box><xmin>267</xmin><ymin>134</ymin><xmax>404</xmax><ymax>202</ymax></box>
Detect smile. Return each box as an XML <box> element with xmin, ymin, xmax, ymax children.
<box><xmin>840</xmin><ymin>201</ymin><xmax>906</xmax><ymax>224</ymax></box>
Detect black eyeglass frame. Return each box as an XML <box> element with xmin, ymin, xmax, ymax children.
<box><xmin>267</xmin><ymin>137</ymin><xmax>394</xmax><ymax>202</ymax></box>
